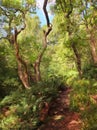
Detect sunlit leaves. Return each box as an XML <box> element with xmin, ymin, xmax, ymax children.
<box><xmin>2</xmin><ymin>0</ymin><xmax>22</xmax><ymax>8</ymax></box>
<box><xmin>0</xmin><ymin>0</ymin><xmax>36</xmax><ymax>39</ymax></box>
<box><xmin>1</xmin><ymin>0</ymin><xmax>35</xmax><ymax>10</ymax></box>
<box><xmin>27</xmin><ymin>0</ymin><xmax>35</xmax><ymax>5</ymax></box>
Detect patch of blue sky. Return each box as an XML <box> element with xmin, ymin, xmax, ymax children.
<box><xmin>36</xmin><ymin>8</ymin><xmax>46</xmax><ymax>26</ymax></box>
<box><xmin>36</xmin><ymin>8</ymin><xmax>54</xmax><ymax>26</ymax></box>
<box><xmin>36</xmin><ymin>0</ymin><xmax>55</xmax><ymax>26</ymax></box>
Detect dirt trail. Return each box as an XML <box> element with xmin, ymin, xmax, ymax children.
<box><xmin>39</xmin><ymin>87</ymin><xmax>82</xmax><ymax>130</ymax></box>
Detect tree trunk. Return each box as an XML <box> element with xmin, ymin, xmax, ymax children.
<box><xmin>33</xmin><ymin>60</ymin><xmax>41</xmax><ymax>82</ymax></box>
<box><xmin>65</xmin><ymin>15</ymin><xmax>82</xmax><ymax>78</ymax></box>
<box><xmin>14</xmin><ymin>41</ymin><xmax>30</xmax><ymax>89</ymax></box>
<box><xmin>72</xmin><ymin>43</ymin><xmax>82</xmax><ymax>78</ymax></box>
<box><xmin>10</xmin><ymin>28</ymin><xmax>30</xmax><ymax>89</ymax></box>
<box><xmin>33</xmin><ymin>34</ymin><xmax>47</xmax><ymax>82</ymax></box>
<box><xmin>85</xmin><ymin>24</ymin><xmax>97</xmax><ymax>64</ymax></box>
<box><xmin>90</xmin><ymin>34</ymin><xmax>97</xmax><ymax>64</ymax></box>
<box><xmin>32</xmin><ymin>0</ymin><xmax>52</xmax><ymax>82</ymax></box>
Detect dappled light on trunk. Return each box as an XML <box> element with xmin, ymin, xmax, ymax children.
<box><xmin>10</xmin><ymin>28</ymin><xmax>30</xmax><ymax>89</ymax></box>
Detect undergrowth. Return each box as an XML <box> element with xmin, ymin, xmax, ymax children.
<box><xmin>0</xmin><ymin>77</ymin><xmax>62</xmax><ymax>130</ymax></box>
<box><xmin>70</xmin><ymin>78</ymin><xmax>97</xmax><ymax>130</ymax></box>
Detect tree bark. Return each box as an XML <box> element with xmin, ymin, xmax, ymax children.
<box><xmin>89</xmin><ymin>34</ymin><xmax>97</xmax><ymax>64</ymax></box>
<box><xmin>33</xmin><ymin>60</ymin><xmax>41</xmax><ymax>82</ymax></box>
<box><xmin>72</xmin><ymin>43</ymin><xmax>82</xmax><ymax>78</ymax></box>
<box><xmin>33</xmin><ymin>27</ymin><xmax>52</xmax><ymax>82</ymax></box>
<box><xmin>85</xmin><ymin>23</ymin><xmax>97</xmax><ymax>64</ymax></box>
<box><xmin>33</xmin><ymin>0</ymin><xmax>52</xmax><ymax>82</ymax></box>
<box><xmin>9</xmin><ymin>28</ymin><xmax>30</xmax><ymax>89</ymax></box>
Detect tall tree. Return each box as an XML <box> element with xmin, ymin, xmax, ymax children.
<box><xmin>0</xmin><ymin>0</ymin><xmax>35</xmax><ymax>88</ymax></box>
<box><xmin>80</xmin><ymin>0</ymin><xmax>97</xmax><ymax>63</ymax></box>
<box><xmin>33</xmin><ymin>0</ymin><xmax>52</xmax><ymax>82</ymax></box>
<box><xmin>55</xmin><ymin>0</ymin><xmax>82</xmax><ymax>78</ymax></box>
<box><xmin>0</xmin><ymin>0</ymin><xmax>53</xmax><ymax>87</ymax></box>
<box><xmin>55</xmin><ymin>0</ymin><xmax>97</xmax><ymax>77</ymax></box>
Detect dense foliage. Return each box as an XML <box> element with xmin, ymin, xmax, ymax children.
<box><xmin>0</xmin><ymin>0</ymin><xmax>97</xmax><ymax>129</ymax></box>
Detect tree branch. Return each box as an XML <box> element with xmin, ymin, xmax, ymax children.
<box><xmin>17</xmin><ymin>12</ymin><xmax>26</xmax><ymax>34</ymax></box>
<box><xmin>43</xmin><ymin>0</ymin><xmax>52</xmax><ymax>37</ymax></box>
<box><xmin>32</xmin><ymin>0</ymin><xmax>53</xmax><ymax>82</ymax></box>
<box><xmin>43</xmin><ymin>0</ymin><xmax>50</xmax><ymax>27</ymax></box>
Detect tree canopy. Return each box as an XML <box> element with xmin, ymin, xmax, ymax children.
<box><xmin>0</xmin><ymin>0</ymin><xmax>97</xmax><ymax>129</ymax></box>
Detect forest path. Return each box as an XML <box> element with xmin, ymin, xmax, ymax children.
<box><xmin>39</xmin><ymin>87</ymin><xmax>82</xmax><ymax>130</ymax></box>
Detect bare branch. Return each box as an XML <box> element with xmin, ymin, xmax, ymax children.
<box><xmin>43</xmin><ymin>0</ymin><xmax>52</xmax><ymax>37</ymax></box>
<box><xmin>45</xmin><ymin>24</ymin><xmax>52</xmax><ymax>36</ymax></box>
<box><xmin>43</xmin><ymin>0</ymin><xmax>50</xmax><ymax>27</ymax></box>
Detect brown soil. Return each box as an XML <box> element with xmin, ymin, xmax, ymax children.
<box><xmin>39</xmin><ymin>87</ymin><xmax>82</xmax><ymax>130</ymax></box>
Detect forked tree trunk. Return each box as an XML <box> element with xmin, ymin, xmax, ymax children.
<box><xmin>33</xmin><ymin>28</ymin><xmax>52</xmax><ymax>82</ymax></box>
<box><xmin>14</xmin><ymin>41</ymin><xmax>30</xmax><ymax>89</ymax></box>
<box><xmin>33</xmin><ymin>0</ymin><xmax>52</xmax><ymax>82</ymax></box>
<box><xmin>72</xmin><ymin>43</ymin><xmax>82</xmax><ymax>78</ymax></box>
<box><xmin>9</xmin><ymin>28</ymin><xmax>30</xmax><ymax>89</ymax></box>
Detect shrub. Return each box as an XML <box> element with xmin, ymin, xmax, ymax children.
<box><xmin>70</xmin><ymin>78</ymin><xmax>97</xmax><ymax>130</ymax></box>
<box><xmin>0</xmin><ymin>78</ymin><xmax>61</xmax><ymax>129</ymax></box>
<box><xmin>83</xmin><ymin>63</ymin><xmax>97</xmax><ymax>79</ymax></box>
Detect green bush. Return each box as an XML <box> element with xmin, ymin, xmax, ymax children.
<box><xmin>70</xmin><ymin>78</ymin><xmax>97</xmax><ymax>130</ymax></box>
<box><xmin>70</xmin><ymin>79</ymin><xmax>91</xmax><ymax>111</ymax></box>
<box><xmin>0</xmin><ymin>78</ymin><xmax>61</xmax><ymax>130</ymax></box>
<box><xmin>83</xmin><ymin>63</ymin><xmax>97</xmax><ymax>79</ymax></box>
<box><xmin>82</xmin><ymin>104</ymin><xmax>97</xmax><ymax>130</ymax></box>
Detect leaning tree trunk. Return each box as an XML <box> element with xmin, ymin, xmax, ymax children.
<box><xmin>85</xmin><ymin>24</ymin><xmax>97</xmax><ymax>64</ymax></box>
<box><xmin>9</xmin><ymin>28</ymin><xmax>30</xmax><ymax>89</ymax></box>
<box><xmin>14</xmin><ymin>41</ymin><xmax>30</xmax><ymax>89</ymax></box>
<box><xmin>89</xmin><ymin>34</ymin><xmax>97</xmax><ymax>64</ymax></box>
<box><xmin>33</xmin><ymin>0</ymin><xmax>52</xmax><ymax>82</ymax></box>
<box><xmin>64</xmin><ymin>10</ymin><xmax>82</xmax><ymax>78</ymax></box>
<box><xmin>72</xmin><ymin>43</ymin><xmax>82</xmax><ymax>78</ymax></box>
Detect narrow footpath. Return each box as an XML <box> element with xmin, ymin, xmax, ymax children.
<box><xmin>39</xmin><ymin>87</ymin><xmax>82</xmax><ymax>130</ymax></box>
